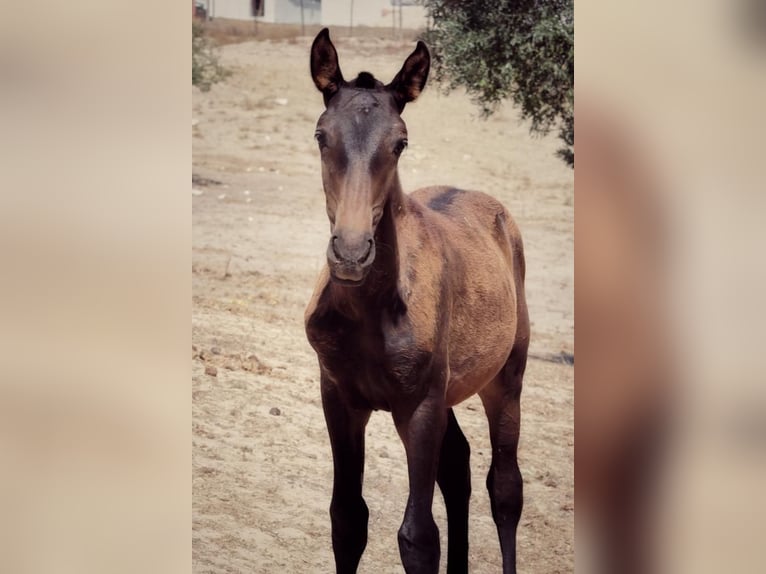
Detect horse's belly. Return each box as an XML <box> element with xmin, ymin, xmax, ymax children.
<box><xmin>445</xmin><ymin>335</ymin><xmax>515</xmax><ymax>406</ymax></box>
<box><xmin>445</xmin><ymin>279</ymin><xmax>517</xmax><ymax>406</ymax></box>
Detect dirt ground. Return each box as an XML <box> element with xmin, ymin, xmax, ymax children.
<box><xmin>192</xmin><ymin>30</ymin><xmax>573</xmax><ymax>573</ymax></box>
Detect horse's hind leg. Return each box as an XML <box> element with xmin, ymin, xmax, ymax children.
<box><xmin>479</xmin><ymin>339</ymin><xmax>528</xmax><ymax>574</ymax></box>
<box><xmin>437</xmin><ymin>408</ymin><xmax>471</xmax><ymax>574</ymax></box>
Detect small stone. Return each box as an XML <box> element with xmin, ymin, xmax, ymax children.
<box><xmin>243</xmin><ymin>354</ymin><xmax>261</xmax><ymax>372</ymax></box>
<box><xmin>269</xmin><ymin>407</ymin><xmax>281</xmax><ymax>416</ymax></box>
<box><xmin>205</xmin><ymin>365</ymin><xmax>218</xmax><ymax>377</ymax></box>
<box><xmin>210</xmin><ymin>346</ymin><xmax>221</xmax><ymax>355</ymax></box>
<box><xmin>274</xmin><ymin>98</ymin><xmax>288</xmax><ymax>106</ymax></box>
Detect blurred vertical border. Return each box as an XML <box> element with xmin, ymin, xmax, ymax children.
<box><xmin>577</xmin><ymin>1</ymin><xmax>766</xmax><ymax>572</ymax></box>
<box><xmin>0</xmin><ymin>1</ymin><xmax>190</xmax><ymax>573</ymax></box>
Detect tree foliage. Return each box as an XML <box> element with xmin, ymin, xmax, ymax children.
<box><xmin>192</xmin><ymin>22</ymin><xmax>230</xmax><ymax>92</ymax></box>
<box><xmin>423</xmin><ymin>0</ymin><xmax>574</xmax><ymax>166</ymax></box>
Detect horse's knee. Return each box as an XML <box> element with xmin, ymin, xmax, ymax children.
<box><xmin>330</xmin><ymin>493</ymin><xmax>368</xmax><ymax>524</ymax></box>
<box><xmin>398</xmin><ymin>514</ymin><xmax>440</xmax><ymax>572</ymax></box>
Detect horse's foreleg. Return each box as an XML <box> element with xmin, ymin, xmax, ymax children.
<box><xmin>321</xmin><ymin>375</ymin><xmax>371</xmax><ymax>574</ymax></box>
<box><xmin>393</xmin><ymin>392</ymin><xmax>448</xmax><ymax>574</ymax></box>
<box><xmin>479</xmin><ymin>342</ymin><xmax>527</xmax><ymax>574</ymax></box>
<box><xmin>437</xmin><ymin>408</ymin><xmax>471</xmax><ymax>574</ymax></box>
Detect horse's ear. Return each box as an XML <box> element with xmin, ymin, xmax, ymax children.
<box><xmin>387</xmin><ymin>40</ymin><xmax>430</xmax><ymax>112</ymax></box>
<box><xmin>311</xmin><ymin>28</ymin><xmax>345</xmax><ymax>106</ymax></box>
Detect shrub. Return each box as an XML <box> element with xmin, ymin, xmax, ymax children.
<box><xmin>192</xmin><ymin>22</ymin><xmax>231</xmax><ymax>92</ymax></box>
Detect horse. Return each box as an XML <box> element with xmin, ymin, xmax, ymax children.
<box><xmin>304</xmin><ymin>28</ymin><xmax>529</xmax><ymax>574</ymax></box>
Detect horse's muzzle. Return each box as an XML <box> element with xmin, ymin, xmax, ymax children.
<box><xmin>327</xmin><ymin>233</ymin><xmax>375</xmax><ymax>284</ymax></box>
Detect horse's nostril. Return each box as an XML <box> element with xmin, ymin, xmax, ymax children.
<box><xmin>357</xmin><ymin>239</ymin><xmax>374</xmax><ymax>264</ymax></box>
<box><xmin>331</xmin><ymin>236</ymin><xmax>342</xmax><ymax>260</ymax></box>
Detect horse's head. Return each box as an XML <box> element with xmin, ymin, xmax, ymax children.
<box><xmin>310</xmin><ymin>28</ymin><xmax>430</xmax><ymax>285</ymax></box>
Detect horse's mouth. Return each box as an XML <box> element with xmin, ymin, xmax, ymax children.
<box><xmin>330</xmin><ymin>275</ymin><xmax>364</xmax><ymax>287</ymax></box>
<box><xmin>329</xmin><ymin>265</ymin><xmax>368</xmax><ymax>286</ymax></box>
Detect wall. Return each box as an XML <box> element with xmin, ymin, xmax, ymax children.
<box><xmin>207</xmin><ymin>0</ymin><xmax>258</xmax><ymax>21</ymax></box>
<box><xmin>207</xmin><ymin>0</ymin><xmax>321</xmax><ymax>24</ymax></box>
<box><xmin>275</xmin><ymin>0</ymin><xmax>321</xmax><ymax>25</ymax></box>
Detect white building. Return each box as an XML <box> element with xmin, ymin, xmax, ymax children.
<box><xmin>203</xmin><ymin>0</ymin><xmax>322</xmax><ymax>25</ymax></box>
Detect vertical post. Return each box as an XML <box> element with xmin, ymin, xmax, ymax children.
<box><xmin>300</xmin><ymin>0</ymin><xmax>305</xmax><ymax>36</ymax></box>
<box><xmin>349</xmin><ymin>0</ymin><xmax>354</xmax><ymax>37</ymax></box>
<box><xmin>398</xmin><ymin>2</ymin><xmax>403</xmax><ymax>39</ymax></box>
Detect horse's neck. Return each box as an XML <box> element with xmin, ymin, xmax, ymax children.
<box><xmin>373</xmin><ymin>186</ymin><xmax>406</xmax><ymax>294</ymax></box>
<box><xmin>329</xmin><ymin>184</ymin><xmax>408</xmax><ymax>320</ymax></box>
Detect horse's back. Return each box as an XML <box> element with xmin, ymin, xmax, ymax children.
<box><xmin>410</xmin><ymin>186</ymin><xmax>521</xmax><ymax>246</ymax></box>
<box><xmin>411</xmin><ymin>185</ymin><xmax>523</xmax><ymax>274</ymax></box>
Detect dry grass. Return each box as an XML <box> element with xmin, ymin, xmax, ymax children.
<box><xmin>199</xmin><ymin>18</ymin><xmax>423</xmax><ymax>46</ymax></box>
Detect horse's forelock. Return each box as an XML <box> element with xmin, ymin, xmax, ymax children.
<box><xmin>352</xmin><ymin>72</ymin><xmax>382</xmax><ymax>90</ymax></box>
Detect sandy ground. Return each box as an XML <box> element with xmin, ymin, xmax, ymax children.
<box><xmin>192</xmin><ymin>33</ymin><xmax>573</xmax><ymax>573</ymax></box>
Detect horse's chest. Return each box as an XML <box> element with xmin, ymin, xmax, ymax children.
<box><xmin>309</xmin><ymin>313</ymin><xmax>429</xmax><ymax>411</ymax></box>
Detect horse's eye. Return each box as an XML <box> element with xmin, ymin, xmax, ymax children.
<box><xmin>393</xmin><ymin>138</ymin><xmax>408</xmax><ymax>157</ymax></box>
<box><xmin>315</xmin><ymin>131</ymin><xmax>327</xmax><ymax>149</ymax></box>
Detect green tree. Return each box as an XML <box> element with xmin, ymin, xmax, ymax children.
<box><xmin>192</xmin><ymin>22</ymin><xmax>230</xmax><ymax>92</ymax></box>
<box><xmin>424</xmin><ymin>0</ymin><xmax>574</xmax><ymax>166</ymax></box>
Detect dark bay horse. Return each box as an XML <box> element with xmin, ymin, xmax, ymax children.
<box><xmin>305</xmin><ymin>28</ymin><xmax>529</xmax><ymax>574</ymax></box>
